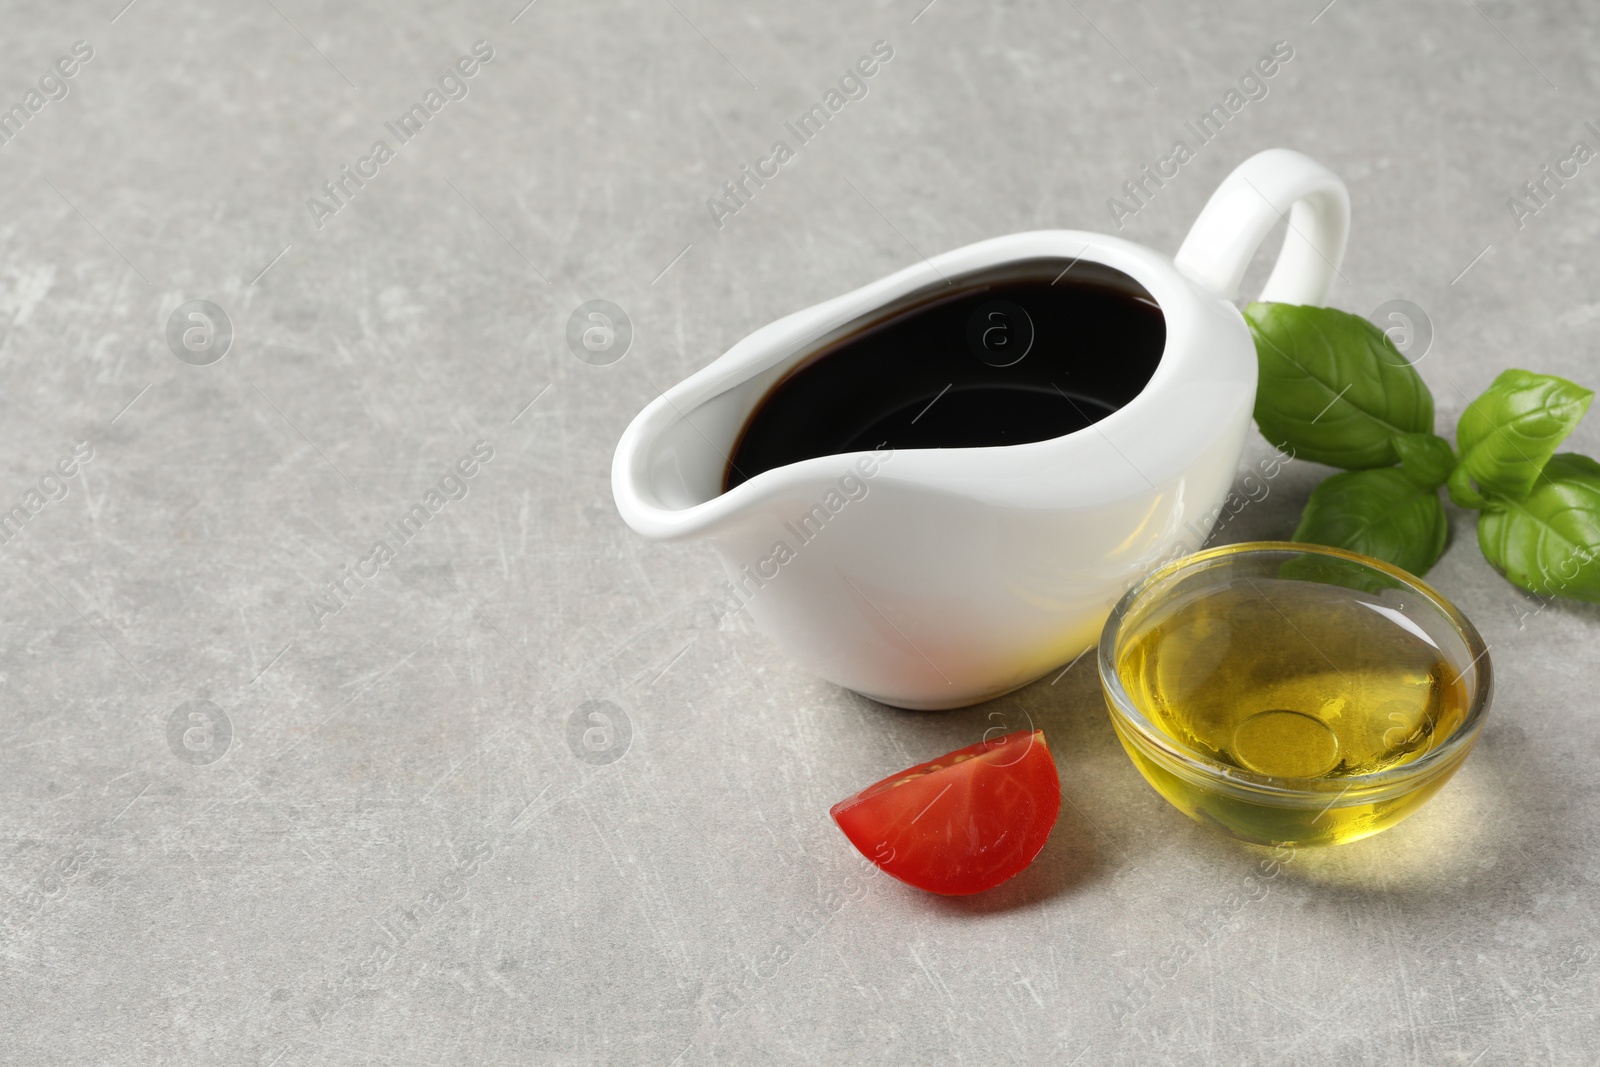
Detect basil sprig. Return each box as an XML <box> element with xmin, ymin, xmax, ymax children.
<box><xmin>1476</xmin><ymin>453</ymin><xmax>1600</xmax><ymax>601</ymax></box>
<box><xmin>1452</xmin><ymin>369</ymin><xmax>1592</xmax><ymax>502</ymax></box>
<box><xmin>1244</xmin><ymin>303</ymin><xmax>1600</xmax><ymax>603</ymax></box>
<box><xmin>1291</xmin><ymin>467</ymin><xmax>1448</xmax><ymax>579</ymax></box>
<box><xmin>1246</xmin><ymin>302</ymin><xmax>1434</xmax><ymax>469</ymax></box>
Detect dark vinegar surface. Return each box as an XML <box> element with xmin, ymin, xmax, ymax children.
<box><xmin>724</xmin><ymin>272</ymin><xmax>1165</xmax><ymax>491</ymax></box>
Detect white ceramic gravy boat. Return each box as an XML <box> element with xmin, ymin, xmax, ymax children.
<box><xmin>613</xmin><ymin>149</ymin><xmax>1349</xmax><ymax>708</ymax></box>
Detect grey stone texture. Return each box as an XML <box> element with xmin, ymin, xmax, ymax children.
<box><xmin>0</xmin><ymin>0</ymin><xmax>1597</xmax><ymax>1064</ymax></box>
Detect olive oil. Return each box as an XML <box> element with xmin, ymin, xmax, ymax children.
<box><xmin>1113</xmin><ymin>575</ymin><xmax>1474</xmax><ymax>845</ymax></box>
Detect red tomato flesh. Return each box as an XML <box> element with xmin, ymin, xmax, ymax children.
<box><xmin>830</xmin><ymin>729</ymin><xmax>1061</xmax><ymax>895</ymax></box>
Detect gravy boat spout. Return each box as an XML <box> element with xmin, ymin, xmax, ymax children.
<box><xmin>614</xmin><ymin>149</ymin><xmax>1350</xmax><ymax>709</ymax></box>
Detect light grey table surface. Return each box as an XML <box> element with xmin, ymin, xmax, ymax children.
<box><xmin>2</xmin><ymin>0</ymin><xmax>1598</xmax><ymax>1064</ymax></box>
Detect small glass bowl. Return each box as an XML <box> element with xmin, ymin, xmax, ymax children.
<box><xmin>1098</xmin><ymin>542</ymin><xmax>1493</xmax><ymax>847</ymax></box>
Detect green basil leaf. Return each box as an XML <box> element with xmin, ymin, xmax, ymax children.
<box><xmin>1477</xmin><ymin>452</ymin><xmax>1600</xmax><ymax>602</ymax></box>
<box><xmin>1245</xmin><ymin>302</ymin><xmax>1435</xmax><ymax>469</ymax></box>
<box><xmin>1446</xmin><ymin>464</ymin><xmax>1490</xmax><ymax>509</ymax></box>
<box><xmin>1392</xmin><ymin>432</ymin><xmax>1456</xmax><ymax>490</ymax></box>
<box><xmin>1456</xmin><ymin>369</ymin><xmax>1593</xmax><ymax>501</ymax></box>
<box><xmin>1292</xmin><ymin>467</ymin><xmax>1448</xmax><ymax>577</ymax></box>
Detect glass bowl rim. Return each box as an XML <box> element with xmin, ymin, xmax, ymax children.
<box><xmin>1097</xmin><ymin>540</ymin><xmax>1494</xmax><ymax>800</ymax></box>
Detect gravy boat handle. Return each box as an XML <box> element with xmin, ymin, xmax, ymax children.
<box><xmin>1173</xmin><ymin>148</ymin><xmax>1350</xmax><ymax>306</ymax></box>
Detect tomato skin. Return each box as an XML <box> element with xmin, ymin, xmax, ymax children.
<box><xmin>829</xmin><ymin>729</ymin><xmax>1061</xmax><ymax>896</ymax></box>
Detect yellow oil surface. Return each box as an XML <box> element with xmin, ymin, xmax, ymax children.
<box><xmin>1114</xmin><ymin>576</ymin><xmax>1472</xmax><ymax>845</ymax></box>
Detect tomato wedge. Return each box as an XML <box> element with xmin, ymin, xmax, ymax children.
<box><xmin>829</xmin><ymin>729</ymin><xmax>1061</xmax><ymax>895</ymax></box>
